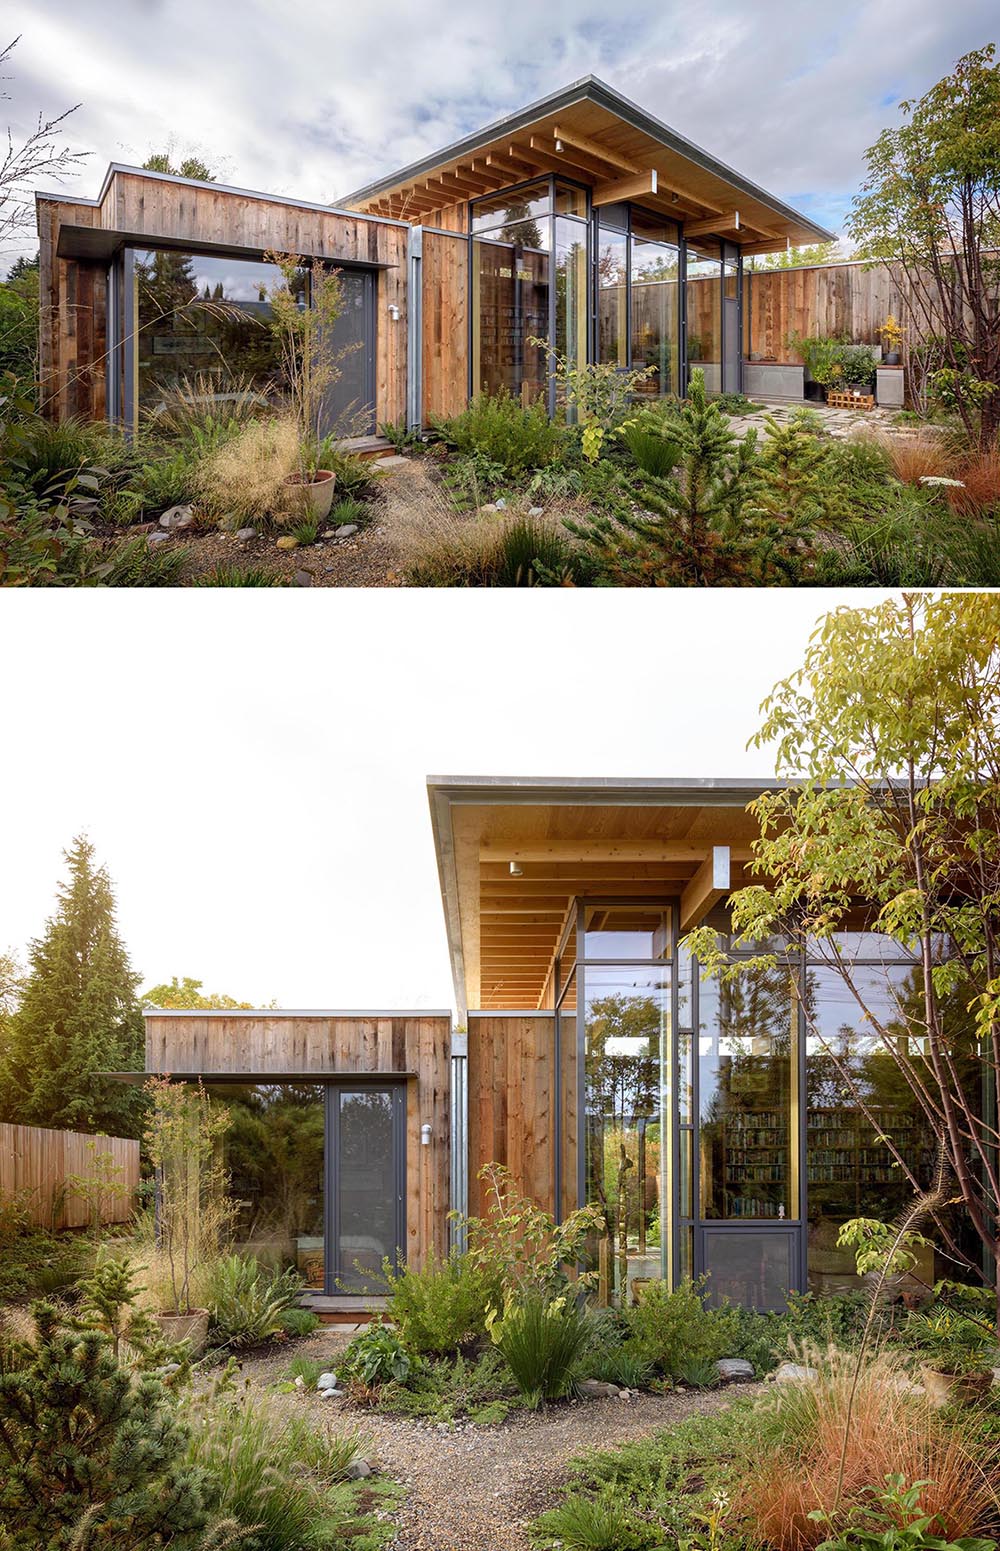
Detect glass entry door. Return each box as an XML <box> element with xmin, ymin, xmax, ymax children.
<box><xmin>325</xmin><ymin>1084</ymin><xmax>405</xmax><ymax>1292</ymax></box>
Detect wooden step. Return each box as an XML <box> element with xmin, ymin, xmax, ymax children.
<box><xmin>300</xmin><ymin>1292</ymin><xmax>389</xmax><ymax>1326</ymax></box>
<box><xmin>336</xmin><ymin>435</ymin><xmax>397</xmax><ymax>461</ymax></box>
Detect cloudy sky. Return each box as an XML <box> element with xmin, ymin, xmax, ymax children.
<box><xmin>5</xmin><ymin>0</ymin><xmax>996</xmax><ymax>264</ymax></box>
<box><xmin>0</xmin><ymin>590</ymin><xmax>889</xmax><ymax>1011</ymax></box>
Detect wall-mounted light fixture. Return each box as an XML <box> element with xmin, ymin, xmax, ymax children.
<box><xmin>388</xmin><ymin>303</ymin><xmax>401</xmax><ymax>322</ymax></box>
<box><xmin>420</xmin><ymin>1122</ymin><xmax>432</xmax><ymax>1146</ymax></box>
<box><xmin>509</xmin><ymin>861</ymin><xmax>523</xmax><ymax>877</ymax></box>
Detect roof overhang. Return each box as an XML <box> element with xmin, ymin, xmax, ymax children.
<box><xmin>105</xmin><ymin>1070</ymin><xmax>419</xmax><ymax>1083</ymax></box>
<box><xmin>427</xmin><ymin>774</ymin><xmax>790</xmax><ymax>1018</ymax></box>
<box><xmin>340</xmin><ymin>76</ymin><xmax>833</xmax><ymax>251</ymax></box>
<box><xmin>55</xmin><ymin>223</ymin><xmax>396</xmax><ymax>268</ymax></box>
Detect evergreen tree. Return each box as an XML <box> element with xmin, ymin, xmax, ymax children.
<box><xmin>0</xmin><ymin>837</ymin><xmax>144</xmax><ymax>1136</ymax></box>
<box><xmin>742</xmin><ymin>414</ymin><xmax>840</xmax><ymax>581</ymax></box>
<box><xmin>568</xmin><ymin>370</ymin><xmax>762</xmax><ymax>584</ymax></box>
<box><xmin>0</xmin><ymin>1302</ymin><xmax>227</xmax><ymax>1549</ymax></box>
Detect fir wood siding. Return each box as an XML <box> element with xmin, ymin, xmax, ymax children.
<box><xmin>145</xmin><ymin>1013</ymin><xmax>451</xmax><ymax>1266</ymax></box>
<box><xmin>468</xmin><ymin>1015</ymin><xmax>556</xmax><ymax>1216</ymax></box>
<box><xmin>38</xmin><ymin>170</ymin><xmax>409</xmax><ymax>425</ymax></box>
<box><xmin>0</xmin><ymin>1123</ymin><xmax>138</xmax><ymax>1229</ymax></box>
<box><xmin>421</xmin><ymin>229</ymin><xmax>469</xmax><ymax>421</ymax></box>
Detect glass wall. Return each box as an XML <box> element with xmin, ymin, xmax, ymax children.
<box><xmin>130</xmin><ymin>249</ymin><xmax>301</xmax><ymax>420</ymax></box>
<box><xmin>202</xmin><ymin>1082</ymin><xmax>325</xmax><ymax>1284</ymax></box>
<box><xmin>595</xmin><ymin>206</ymin><xmax>680</xmax><ymax>398</ymax></box>
<box><xmin>685</xmin><ymin>242</ymin><xmax>722</xmax><ymax>393</ymax></box>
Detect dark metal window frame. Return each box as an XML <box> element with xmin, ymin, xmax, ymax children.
<box><xmin>592</xmin><ymin>202</ymin><xmax>684</xmax><ymax>396</ymax></box>
<box><xmin>324</xmin><ymin>1080</ymin><xmax>407</xmax><ymax>1295</ymax></box>
<box><xmin>114</xmin><ymin>243</ymin><xmax>379</xmax><ymax>436</ymax></box>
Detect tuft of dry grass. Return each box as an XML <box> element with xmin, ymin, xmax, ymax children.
<box><xmin>145</xmin><ymin>370</ymin><xmax>272</xmax><ymax>439</ymax></box>
<box><xmin>730</xmin><ymin>1348</ymin><xmax>999</xmax><ymax>1551</ymax></box>
<box><xmin>194</xmin><ymin>415</ymin><xmax>302</xmax><ymax>527</ymax></box>
<box><xmin>876</xmin><ymin>428</ymin><xmax>955</xmax><ymax>485</ymax></box>
<box><xmin>950</xmin><ymin>442</ymin><xmax>1000</xmax><ymax>516</ymax></box>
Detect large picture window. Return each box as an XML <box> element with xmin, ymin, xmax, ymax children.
<box><xmin>595</xmin><ymin>206</ymin><xmax>680</xmax><ymax>398</ymax></box>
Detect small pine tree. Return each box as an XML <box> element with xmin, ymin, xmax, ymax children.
<box><xmin>567</xmin><ymin>371</ymin><xmax>761</xmax><ymax>584</ymax></box>
<box><xmin>0</xmin><ymin>836</ymin><xmax>145</xmax><ymax>1136</ymax></box>
<box><xmin>742</xmin><ymin>414</ymin><xmax>837</xmax><ymax>582</ymax></box>
<box><xmin>0</xmin><ymin>1302</ymin><xmax>229</xmax><ymax>1549</ymax></box>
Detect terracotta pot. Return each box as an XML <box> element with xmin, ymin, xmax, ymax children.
<box><xmin>919</xmin><ymin>1362</ymin><xmax>993</xmax><ymax>1409</ymax></box>
<box><xmin>157</xmin><ymin>1308</ymin><xmax>210</xmax><ymax>1356</ymax></box>
<box><xmin>284</xmin><ymin>469</ymin><xmax>337</xmax><ymax>523</ymax></box>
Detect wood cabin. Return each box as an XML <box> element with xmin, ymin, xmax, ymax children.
<box><xmin>36</xmin><ymin>76</ymin><xmax>833</xmax><ymax>432</ymax></box>
<box><xmin>134</xmin><ymin>775</ymin><xmax>967</xmax><ymax>1313</ymax></box>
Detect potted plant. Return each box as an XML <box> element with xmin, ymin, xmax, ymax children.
<box><xmin>265</xmin><ymin>252</ymin><xmax>350</xmax><ymax>523</ymax></box>
<box><xmin>144</xmin><ymin>1077</ymin><xmax>234</xmax><ymax>1356</ymax></box>
<box><xmin>837</xmin><ymin>343</ymin><xmax>878</xmax><ymax>395</ymax></box>
<box><xmin>880</xmin><ymin>313</ymin><xmax>904</xmax><ymax>365</ymax></box>
<box><xmin>788</xmin><ymin>332</ymin><xmax>840</xmax><ymax>401</ymax></box>
<box><xmin>907</xmin><ymin>1309</ymin><xmax>997</xmax><ymax>1408</ymax></box>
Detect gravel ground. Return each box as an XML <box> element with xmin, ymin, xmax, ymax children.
<box><xmin>239</xmin><ymin>1331</ymin><xmax>763</xmax><ymax>1551</ymax></box>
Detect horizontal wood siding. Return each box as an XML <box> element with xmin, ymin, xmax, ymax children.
<box><xmin>468</xmin><ymin>1015</ymin><xmax>556</xmax><ymax>1217</ymax></box>
<box><xmin>145</xmin><ymin>1014</ymin><xmax>451</xmax><ymax>1266</ymax></box>
<box><xmin>0</xmin><ymin>1122</ymin><xmax>138</xmax><ymax>1229</ymax></box>
<box><xmin>422</xmin><ymin>230</ymin><xmax>469</xmax><ymax>422</ymax></box>
<box><xmin>744</xmin><ymin>263</ymin><xmax>905</xmax><ymax>362</ymax></box>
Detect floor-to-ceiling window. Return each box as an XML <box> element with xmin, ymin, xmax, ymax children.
<box><xmin>471</xmin><ymin>178</ymin><xmax>589</xmax><ymax>415</ymax></box>
<box><xmin>595</xmin><ymin>206</ymin><xmax>680</xmax><ymax>398</ymax></box>
<box><xmin>685</xmin><ymin>241</ymin><xmax>723</xmax><ymax>393</ymax></box>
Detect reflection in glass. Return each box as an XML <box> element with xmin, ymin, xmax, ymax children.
<box><xmin>698</xmin><ymin>964</ymin><xmax>794</xmax><ymax>1219</ymax></box>
<box><xmin>132</xmin><ymin>249</ymin><xmax>299</xmax><ymax>418</ymax></box>
<box><xmin>337</xmin><ymin>1090</ymin><xmax>397</xmax><ymax>1290</ymax></box>
<box><xmin>597</xmin><ymin>226</ymin><xmax>628</xmax><ymax>367</ymax></box>
<box><xmin>631</xmin><ymin>235</ymin><xmax>680</xmax><ymax>397</ymax></box>
<box><xmin>583</xmin><ymin>905</ymin><xmax>672</xmax><ymax>960</ymax></box>
<box><xmin>202</xmin><ymin>1082</ymin><xmax>324</xmax><ymax>1284</ymax></box>
<box><xmin>472</xmin><ymin>183</ymin><xmax>551</xmax><ymax>235</ymax></box>
<box><xmin>555</xmin><ymin>218</ymin><xmax>588</xmax><ymax>419</ymax></box>
<box><xmin>686</xmin><ymin>244</ymin><xmax>722</xmax><ymax>393</ymax></box>
<box><xmin>473</xmin><ymin>229</ymin><xmax>550</xmax><ymax>402</ymax></box>
<box><xmin>584</xmin><ymin>965</ymin><xmax>670</xmax><ymax>1297</ymax></box>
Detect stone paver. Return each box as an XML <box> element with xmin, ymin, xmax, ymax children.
<box><xmin>725</xmin><ymin>398</ymin><xmax>923</xmax><ymax>442</ymax></box>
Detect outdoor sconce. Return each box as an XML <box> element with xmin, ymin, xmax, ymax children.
<box><xmin>388</xmin><ymin>303</ymin><xmax>401</xmax><ymax>322</ymax></box>
<box><xmin>421</xmin><ymin>1123</ymin><xmax>432</xmax><ymax>1147</ymax></box>
<box><xmin>509</xmin><ymin>861</ymin><xmax>523</xmax><ymax>877</ymax></box>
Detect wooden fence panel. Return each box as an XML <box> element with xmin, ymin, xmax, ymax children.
<box><xmin>0</xmin><ymin>1122</ymin><xmax>139</xmax><ymax>1229</ymax></box>
<box><xmin>744</xmin><ymin>261</ymin><xmax>905</xmax><ymax>361</ymax></box>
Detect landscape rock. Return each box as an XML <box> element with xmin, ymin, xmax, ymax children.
<box><xmin>480</xmin><ymin>504</ymin><xmax>498</xmax><ymax>514</ymax></box>
<box><xmin>276</xmin><ymin>535</ymin><xmax>299</xmax><ymax>550</ymax></box>
<box><xmin>294</xmin><ymin>1375</ymin><xmax>305</xmax><ymax>1388</ymax></box>
<box><xmin>335</xmin><ymin>524</ymin><xmax>359</xmax><ymax>539</ymax></box>
<box><xmin>147</xmin><ymin>531</ymin><xmax>170</xmax><ymax>545</ymax></box>
<box><xmin>494</xmin><ymin>497</ymin><xmax>507</xmax><ymax>510</ymax></box>
<box><xmin>322</xmin><ymin>529</ymin><xmax>336</xmax><ymax>539</ymax></box>
<box><xmin>577</xmin><ymin>1379</ymin><xmax>620</xmax><ymax>1399</ymax></box>
<box><xmin>236</xmin><ymin>527</ymin><xmax>257</xmax><ymax>544</ymax></box>
<box><xmin>344</xmin><ymin>1458</ymin><xmax>373</xmax><ymax>1479</ymax></box>
<box><xmin>717</xmin><ymin>1358</ymin><xmax>755</xmax><ymax>1382</ymax></box>
<box><xmin>316</xmin><ymin>1372</ymin><xmax>337</xmax><ymax>1391</ymax></box>
<box><xmin>293</xmin><ymin>569</ymin><xmax>313</xmax><ymax>587</ymax></box>
<box><xmin>773</xmin><ymin>1361</ymin><xmax>819</xmax><ymax>1384</ymax></box>
<box><xmin>528</xmin><ymin>505</ymin><xmax>544</xmax><ymax>516</ymax></box>
<box><xmin>159</xmin><ymin>504</ymin><xmax>195</xmax><ymax>531</ymax></box>
<box><xmin>319</xmin><ymin>1387</ymin><xmax>341</xmax><ymax>1399</ymax></box>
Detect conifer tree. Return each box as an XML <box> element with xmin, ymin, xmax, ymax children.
<box><xmin>0</xmin><ymin>837</ymin><xmax>144</xmax><ymax>1136</ymax></box>
<box><xmin>0</xmin><ymin>1302</ymin><xmax>228</xmax><ymax>1549</ymax></box>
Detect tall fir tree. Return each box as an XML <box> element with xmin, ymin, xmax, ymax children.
<box><xmin>0</xmin><ymin>837</ymin><xmax>144</xmax><ymax>1136</ymax></box>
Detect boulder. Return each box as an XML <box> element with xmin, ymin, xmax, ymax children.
<box><xmin>335</xmin><ymin>524</ymin><xmax>359</xmax><ymax>539</ymax></box>
<box><xmin>773</xmin><ymin>1361</ymin><xmax>819</xmax><ymax>1384</ymax></box>
<box><xmin>528</xmin><ymin>506</ymin><xmax>544</xmax><ymax>517</ymax></box>
<box><xmin>577</xmin><ymin>1379</ymin><xmax>620</xmax><ymax>1399</ymax></box>
<box><xmin>293</xmin><ymin>569</ymin><xmax>313</xmax><ymax>587</ymax></box>
<box><xmin>147</xmin><ymin>531</ymin><xmax>170</xmax><ymax>545</ymax></box>
<box><xmin>316</xmin><ymin>1372</ymin><xmax>337</xmax><ymax>1391</ymax></box>
<box><xmin>159</xmin><ymin>504</ymin><xmax>195</xmax><ymax>531</ymax></box>
<box><xmin>319</xmin><ymin>1386</ymin><xmax>341</xmax><ymax>1399</ymax></box>
<box><xmin>717</xmin><ymin>1358</ymin><xmax>755</xmax><ymax>1382</ymax></box>
<box><xmin>494</xmin><ymin>497</ymin><xmax>507</xmax><ymax>510</ymax></box>
<box><xmin>344</xmin><ymin>1459</ymin><xmax>373</xmax><ymax>1479</ymax></box>
<box><xmin>236</xmin><ymin>527</ymin><xmax>257</xmax><ymax>544</ymax></box>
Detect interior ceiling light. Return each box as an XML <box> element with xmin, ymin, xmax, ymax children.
<box><xmin>509</xmin><ymin>861</ymin><xmax>523</xmax><ymax>877</ymax></box>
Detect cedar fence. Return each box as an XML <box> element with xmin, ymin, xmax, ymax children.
<box><xmin>743</xmin><ymin>259</ymin><xmax>906</xmax><ymax>362</ymax></box>
<box><xmin>0</xmin><ymin>1122</ymin><xmax>140</xmax><ymax>1229</ymax></box>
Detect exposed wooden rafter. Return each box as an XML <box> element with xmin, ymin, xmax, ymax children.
<box><xmin>592</xmin><ymin>169</ymin><xmax>658</xmax><ymax>206</ymax></box>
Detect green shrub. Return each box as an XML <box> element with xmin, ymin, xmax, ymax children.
<box><xmin>278</xmin><ymin>1306</ymin><xmax>320</xmax><ymax>1338</ymax></box>
<box><xmin>533</xmin><ymin>1492</ymin><xmax>662</xmax><ymax>1550</ymax></box>
<box><xmin>291</xmin><ymin>514</ymin><xmax>320</xmax><ymax>545</ymax></box>
<box><xmin>619</xmin><ymin>415</ymin><xmax>682</xmax><ymax>477</ymax></box>
<box><xmin>0</xmin><ymin>1302</ymin><xmax>222</xmax><ymax>1549</ymax></box>
<box><xmin>329</xmin><ymin>494</ymin><xmax>370</xmax><ymax>528</ymax></box>
<box><xmin>325</xmin><ymin>451</ymin><xmax>375</xmax><ymax>498</ymax></box>
<box><xmin>489</xmin><ymin>514</ymin><xmax>579</xmax><ymax>586</ymax></box>
<box><xmin>340</xmin><ymin>1322</ymin><xmax>412</xmax><ymax>1389</ymax></box>
<box><xmin>186</xmin><ymin>1372</ymin><xmax>389</xmax><ymax>1551</ymax></box>
<box><xmin>491</xmin><ymin>1291</ymin><xmax>592</xmax><ymax>1408</ymax></box>
<box><xmin>378</xmin><ymin>1347</ymin><xmax>517</xmax><ymax>1424</ymax></box>
<box><xmin>585</xmin><ymin>1344</ymin><xmax>654</xmax><ymax>1391</ymax></box>
<box><xmin>386</xmin><ymin>1251</ymin><xmax>497</xmax><ymax>1354</ymax></box>
<box><xmin>206</xmin><ymin>1255</ymin><xmax>302</xmax><ymax>1350</ymax></box>
<box><xmin>192</xmin><ymin>562</ymin><xmax>285</xmax><ymax>587</ymax></box>
<box><xmin>624</xmin><ymin>1277</ymin><xmax>738</xmax><ymax>1378</ymax></box>
<box><xmin>98</xmin><ymin>534</ymin><xmax>188</xmax><ymax>587</ymax></box>
<box><xmin>130</xmin><ymin>450</ymin><xmax>199</xmax><ymax>513</ymax></box>
<box><xmin>4</xmin><ymin>414</ymin><xmax>106</xmax><ymax>489</ymax></box>
<box><xmin>433</xmin><ymin>390</ymin><xmax>565</xmax><ymax>476</ymax></box>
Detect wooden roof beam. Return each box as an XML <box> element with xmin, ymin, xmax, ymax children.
<box><xmin>438</xmin><ymin>166</ymin><xmax>493</xmax><ymax>194</ymax></box>
<box><xmin>552</xmin><ymin>124</ymin><xmax>641</xmax><ymax>175</ymax></box>
<box><xmin>592</xmin><ymin>170</ymin><xmax>659</xmax><ymax>207</ymax></box>
<box><xmin>684</xmin><ymin>212</ymin><xmax>740</xmax><ymax>238</ymax></box>
<box><xmin>680</xmin><ymin>847</ymin><xmax>731</xmax><ymax>933</ymax></box>
<box><xmin>482</xmin><ymin>841</ymin><xmax>753</xmax><ymax>863</ymax></box>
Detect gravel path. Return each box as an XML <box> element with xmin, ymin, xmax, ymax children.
<box><xmin>239</xmin><ymin>1331</ymin><xmax>761</xmax><ymax>1551</ymax></box>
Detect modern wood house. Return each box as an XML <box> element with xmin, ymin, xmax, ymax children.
<box><xmin>37</xmin><ymin>76</ymin><xmax>833</xmax><ymax>430</ymax></box>
<box><xmin>137</xmin><ymin>776</ymin><xmax>963</xmax><ymax>1313</ymax></box>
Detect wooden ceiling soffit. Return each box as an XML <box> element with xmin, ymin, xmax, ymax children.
<box><xmin>481</xmin><ymin>841</ymin><xmax>753</xmax><ymax>863</ymax></box>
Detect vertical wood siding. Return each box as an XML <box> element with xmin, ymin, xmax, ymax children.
<box><xmin>421</xmin><ymin>229</ymin><xmax>469</xmax><ymax>421</ymax></box>
<box><xmin>467</xmin><ymin>1015</ymin><xmax>557</xmax><ymax>1217</ymax></box>
<box><xmin>145</xmin><ymin>1014</ymin><xmax>451</xmax><ymax>1267</ymax></box>
<box><xmin>0</xmin><ymin>1123</ymin><xmax>138</xmax><ymax>1229</ymax></box>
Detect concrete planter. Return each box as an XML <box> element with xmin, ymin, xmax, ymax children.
<box><xmin>742</xmin><ymin>362</ymin><xmax>805</xmax><ymax>402</ymax></box>
<box><xmin>876</xmin><ymin>366</ymin><xmax>905</xmax><ymax>408</ymax></box>
<box><xmin>284</xmin><ymin>470</ymin><xmax>337</xmax><ymax>523</ymax></box>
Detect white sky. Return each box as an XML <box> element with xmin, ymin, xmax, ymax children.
<box><xmin>0</xmin><ymin>590</ymin><xmax>896</xmax><ymax>1010</ymax></box>
<box><xmin>3</xmin><ymin>0</ymin><xmax>997</xmax><ymax>271</ymax></box>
